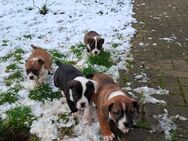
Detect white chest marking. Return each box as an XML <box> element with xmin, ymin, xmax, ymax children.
<box><xmin>108</xmin><ymin>91</ymin><xmax>125</xmax><ymax>100</ymax></box>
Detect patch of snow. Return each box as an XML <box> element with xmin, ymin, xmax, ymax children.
<box><xmin>153</xmin><ymin>109</ymin><xmax>176</xmax><ymax>140</ymax></box>
<box><xmin>133</xmin><ymin>86</ymin><xmax>169</xmax><ymax>104</ymax></box>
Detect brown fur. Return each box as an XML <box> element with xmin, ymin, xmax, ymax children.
<box><xmin>25</xmin><ymin>45</ymin><xmax>52</xmax><ymax>71</ymax></box>
<box><xmin>91</xmin><ymin>73</ymin><xmax>138</xmax><ymax>138</ymax></box>
<box><xmin>84</xmin><ymin>31</ymin><xmax>100</xmax><ymax>45</ymax></box>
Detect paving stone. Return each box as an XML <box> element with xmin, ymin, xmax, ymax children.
<box><xmin>173</xmin><ymin>60</ymin><xmax>188</xmax><ymax>71</ymax></box>
<box><xmin>182</xmin><ymin>87</ymin><xmax>188</xmax><ymax>104</ymax></box>
<box><xmin>179</xmin><ymin>77</ymin><xmax>188</xmax><ymax>87</ymax></box>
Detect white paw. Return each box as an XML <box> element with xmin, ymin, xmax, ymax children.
<box><xmin>104</xmin><ymin>133</ymin><xmax>115</xmax><ymax>141</ymax></box>
<box><xmin>72</xmin><ymin>111</ymin><xmax>80</xmax><ymax>117</ymax></box>
<box><xmin>121</xmin><ymin>128</ymin><xmax>129</xmax><ymax>134</ymax></box>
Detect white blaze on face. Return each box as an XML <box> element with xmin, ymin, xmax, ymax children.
<box><xmin>74</xmin><ymin>77</ymin><xmax>90</xmax><ymax>109</ymax></box>
<box><xmin>118</xmin><ymin>103</ymin><xmax>129</xmax><ymax>133</ymax></box>
<box><xmin>28</xmin><ymin>72</ymin><xmax>38</xmax><ymax>80</ymax></box>
<box><xmin>91</xmin><ymin>36</ymin><xmax>100</xmax><ymax>55</ymax></box>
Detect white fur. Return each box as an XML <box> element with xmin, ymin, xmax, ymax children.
<box><xmin>31</xmin><ymin>57</ymin><xmax>40</xmax><ymax>62</ymax></box>
<box><xmin>38</xmin><ymin>65</ymin><xmax>48</xmax><ymax>84</ymax></box>
<box><xmin>69</xmin><ymin>89</ymin><xmax>74</xmax><ymax>101</ymax></box>
<box><xmin>61</xmin><ymin>90</ymin><xmax>64</xmax><ymax>96</ymax></box>
<box><xmin>74</xmin><ymin>77</ymin><xmax>89</xmax><ymax>109</ymax></box>
<box><xmin>118</xmin><ymin>103</ymin><xmax>129</xmax><ymax>133</ymax></box>
<box><xmin>108</xmin><ymin>90</ymin><xmax>125</xmax><ymax>100</ymax></box>
<box><xmin>104</xmin><ymin>133</ymin><xmax>115</xmax><ymax>141</ymax></box>
<box><xmin>86</xmin><ymin>44</ymin><xmax>91</xmax><ymax>51</ymax></box>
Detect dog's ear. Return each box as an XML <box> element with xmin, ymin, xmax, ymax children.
<box><xmin>102</xmin><ymin>102</ymin><xmax>114</xmax><ymax>118</ymax></box>
<box><xmin>99</xmin><ymin>38</ymin><xmax>104</xmax><ymax>44</ymax></box>
<box><xmin>133</xmin><ymin>101</ymin><xmax>139</xmax><ymax>114</ymax></box>
<box><xmin>38</xmin><ymin>58</ymin><xmax>45</xmax><ymax>65</ymax></box>
<box><xmin>87</xmin><ymin>80</ymin><xmax>97</xmax><ymax>93</ymax></box>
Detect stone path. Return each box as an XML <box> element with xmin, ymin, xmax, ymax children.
<box><xmin>118</xmin><ymin>0</ymin><xmax>188</xmax><ymax>140</ymax></box>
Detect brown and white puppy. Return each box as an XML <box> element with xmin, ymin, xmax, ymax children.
<box><xmin>84</xmin><ymin>31</ymin><xmax>104</xmax><ymax>55</ymax></box>
<box><xmin>91</xmin><ymin>73</ymin><xmax>139</xmax><ymax>141</ymax></box>
<box><xmin>25</xmin><ymin>45</ymin><xmax>52</xmax><ymax>88</ymax></box>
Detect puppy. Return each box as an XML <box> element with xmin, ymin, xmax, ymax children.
<box><xmin>54</xmin><ymin>61</ymin><xmax>97</xmax><ymax>124</ymax></box>
<box><xmin>25</xmin><ymin>45</ymin><xmax>52</xmax><ymax>88</ymax></box>
<box><xmin>84</xmin><ymin>31</ymin><xmax>104</xmax><ymax>55</ymax></box>
<box><xmin>91</xmin><ymin>73</ymin><xmax>139</xmax><ymax>141</ymax></box>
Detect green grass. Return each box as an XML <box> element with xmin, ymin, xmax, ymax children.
<box><xmin>126</xmin><ymin>60</ymin><xmax>134</xmax><ymax>70</ymax></box>
<box><xmin>5</xmin><ymin>70</ymin><xmax>24</xmax><ymax>86</ymax></box>
<box><xmin>2</xmin><ymin>40</ymin><xmax>9</xmax><ymax>46</ymax></box>
<box><xmin>70</xmin><ymin>43</ymin><xmax>85</xmax><ymax>58</ymax></box>
<box><xmin>0</xmin><ymin>48</ymin><xmax>24</xmax><ymax>62</ymax></box>
<box><xmin>0</xmin><ymin>106</ymin><xmax>34</xmax><ymax>132</ymax></box>
<box><xmin>5</xmin><ymin>63</ymin><xmax>19</xmax><ymax>72</ymax></box>
<box><xmin>49</xmin><ymin>49</ymin><xmax>76</xmax><ymax>65</ymax></box>
<box><xmin>29</xmin><ymin>84</ymin><xmax>61</xmax><ymax>101</ymax></box>
<box><xmin>112</xmin><ymin>43</ymin><xmax>120</xmax><ymax>48</ymax></box>
<box><xmin>81</xmin><ymin>65</ymin><xmax>97</xmax><ymax>76</ymax></box>
<box><xmin>88</xmin><ymin>51</ymin><xmax>113</xmax><ymax>67</ymax></box>
<box><xmin>0</xmin><ymin>91</ymin><xmax>18</xmax><ymax>105</ymax></box>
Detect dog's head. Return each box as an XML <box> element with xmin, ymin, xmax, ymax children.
<box><xmin>86</xmin><ymin>36</ymin><xmax>104</xmax><ymax>55</ymax></box>
<box><xmin>25</xmin><ymin>58</ymin><xmax>46</xmax><ymax>80</ymax></box>
<box><xmin>66</xmin><ymin>76</ymin><xmax>97</xmax><ymax>111</ymax></box>
<box><xmin>102</xmin><ymin>91</ymin><xmax>139</xmax><ymax>133</ymax></box>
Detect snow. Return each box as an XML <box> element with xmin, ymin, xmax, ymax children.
<box><xmin>133</xmin><ymin>86</ymin><xmax>169</xmax><ymax>104</ymax></box>
<box><xmin>0</xmin><ymin>0</ymin><xmax>136</xmax><ymax>140</ymax></box>
<box><xmin>153</xmin><ymin>109</ymin><xmax>176</xmax><ymax>140</ymax></box>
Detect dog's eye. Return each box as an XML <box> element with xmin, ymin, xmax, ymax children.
<box><xmin>114</xmin><ymin>110</ymin><xmax>120</xmax><ymax>115</ymax></box>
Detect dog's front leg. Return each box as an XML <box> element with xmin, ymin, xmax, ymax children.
<box><xmin>97</xmin><ymin>110</ymin><xmax>115</xmax><ymax>141</ymax></box>
<box><xmin>38</xmin><ymin>71</ymin><xmax>48</xmax><ymax>84</ymax></box>
<box><xmin>83</xmin><ymin>106</ymin><xmax>92</xmax><ymax>124</ymax></box>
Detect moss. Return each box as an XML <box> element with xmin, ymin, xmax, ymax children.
<box><xmin>136</xmin><ymin>119</ymin><xmax>150</xmax><ymax>129</ymax></box>
<box><xmin>29</xmin><ymin>84</ymin><xmax>61</xmax><ymax>101</ymax></box>
<box><xmin>88</xmin><ymin>51</ymin><xmax>113</xmax><ymax>67</ymax></box>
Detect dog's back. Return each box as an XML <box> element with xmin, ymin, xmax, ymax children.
<box><xmin>54</xmin><ymin>62</ymin><xmax>82</xmax><ymax>91</ymax></box>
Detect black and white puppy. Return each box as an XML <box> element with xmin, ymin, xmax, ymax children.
<box><xmin>54</xmin><ymin>61</ymin><xmax>97</xmax><ymax>124</ymax></box>
<box><xmin>84</xmin><ymin>31</ymin><xmax>105</xmax><ymax>55</ymax></box>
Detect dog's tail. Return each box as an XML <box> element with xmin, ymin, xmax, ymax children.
<box><xmin>55</xmin><ymin>60</ymin><xmax>62</xmax><ymax>67</ymax></box>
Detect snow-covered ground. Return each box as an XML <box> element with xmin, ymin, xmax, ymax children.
<box><xmin>0</xmin><ymin>0</ymin><xmax>136</xmax><ymax>141</ymax></box>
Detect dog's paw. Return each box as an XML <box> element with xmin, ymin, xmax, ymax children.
<box><xmin>121</xmin><ymin>128</ymin><xmax>129</xmax><ymax>134</ymax></box>
<box><xmin>104</xmin><ymin>133</ymin><xmax>115</xmax><ymax>141</ymax></box>
<box><xmin>72</xmin><ymin>111</ymin><xmax>80</xmax><ymax>117</ymax></box>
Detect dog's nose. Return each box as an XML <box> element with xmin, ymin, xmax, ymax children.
<box><xmin>94</xmin><ymin>51</ymin><xmax>98</xmax><ymax>55</ymax></box>
<box><xmin>80</xmin><ymin>102</ymin><xmax>85</xmax><ymax>108</ymax></box>
<box><xmin>29</xmin><ymin>76</ymin><xmax>34</xmax><ymax>80</ymax></box>
<box><xmin>123</xmin><ymin>122</ymin><xmax>129</xmax><ymax>127</ymax></box>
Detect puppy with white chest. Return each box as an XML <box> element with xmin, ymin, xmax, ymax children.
<box><xmin>84</xmin><ymin>31</ymin><xmax>105</xmax><ymax>55</ymax></box>
<box><xmin>91</xmin><ymin>73</ymin><xmax>139</xmax><ymax>141</ymax></box>
<box><xmin>54</xmin><ymin>61</ymin><xmax>97</xmax><ymax>124</ymax></box>
<box><xmin>25</xmin><ymin>45</ymin><xmax>52</xmax><ymax>88</ymax></box>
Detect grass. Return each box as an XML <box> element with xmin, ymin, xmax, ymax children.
<box><xmin>39</xmin><ymin>4</ymin><xmax>49</xmax><ymax>15</ymax></box>
<box><xmin>88</xmin><ymin>51</ymin><xmax>113</xmax><ymax>67</ymax></box>
<box><xmin>5</xmin><ymin>63</ymin><xmax>19</xmax><ymax>72</ymax></box>
<box><xmin>70</xmin><ymin>43</ymin><xmax>85</xmax><ymax>58</ymax></box>
<box><xmin>29</xmin><ymin>84</ymin><xmax>61</xmax><ymax>102</ymax></box>
<box><xmin>112</xmin><ymin>43</ymin><xmax>120</xmax><ymax>48</ymax></box>
<box><xmin>0</xmin><ymin>106</ymin><xmax>35</xmax><ymax>140</ymax></box>
<box><xmin>126</xmin><ymin>59</ymin><xmax>134</xmax><ymax>70</ymax></box>
<box><xmin>23</xmin><ymin>34</ymin><xmax>32</xmax><ymax>39</ymax></box>
<box><xmin>49</xmin><ymin>49</ymin><xmax>76</xmax><ymax>65</ymax></box>
<box><xmin>4</xmin><ymin>70</ymin><xmax>24</xmax><ymax>86</ymax></box>
<box><xmin>2</xmin><ymin>40</ymin><xmax>9</xmax><ymax>46</ymax></box>
<box><xmin>0</xmin><ymin>91</ymin><xmax>18</xmax><ymax>105</ymax></box>
<box><xmin>0</xmin><ymin>48</ymin><xmax>24</xmax><ymax>62</ymax></box>
<box><xmin>81</xmin><ymin>65</ymin><xmax>97</xmax><ymax>76</ymax></box>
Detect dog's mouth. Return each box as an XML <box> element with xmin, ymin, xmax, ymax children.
<box><xmin>121</xmin><ymin>128</ymin><xmax>129</xmax><ymax>134</ymax></box>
